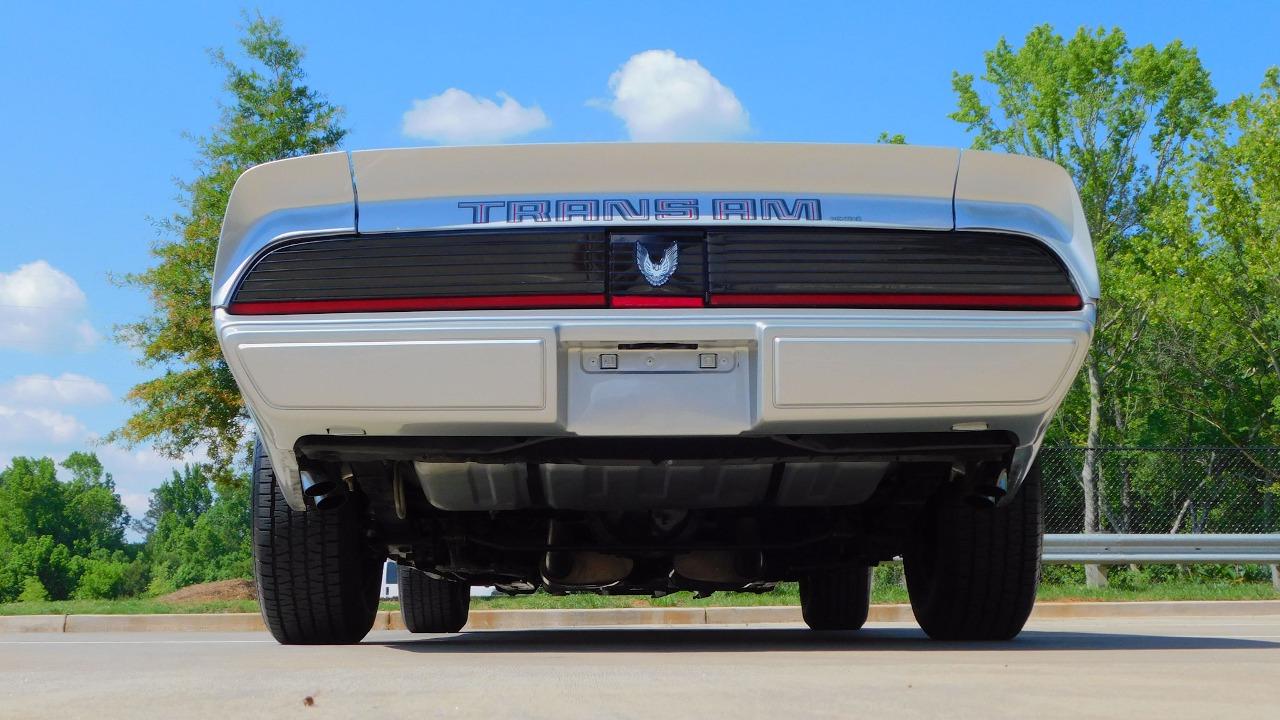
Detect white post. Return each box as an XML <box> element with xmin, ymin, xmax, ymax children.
<box><xmin>1085</xmin><ymin>563</ymin><xmax>1108</xmax><ymax>588</ymax></box>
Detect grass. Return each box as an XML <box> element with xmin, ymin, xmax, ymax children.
<box><xmin>1036</xmin><ymin>582</ymin><xmax>1280</xmax><ymax>603</ymax></box>
<box><xmin>3</xmin><ymin>578</ymin><xmax>1274</xmax><ymax>615</ymax></box>
<box><xmin>0</xmin><ymin>598</ymin><xmax>260</xmax><ymax>616</ymax></box>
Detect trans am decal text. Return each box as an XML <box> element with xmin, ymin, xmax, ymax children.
<box><xmin>457</xmin><ymin>198</ymin><xmax>822</xmax><ymax>224</ymax></box>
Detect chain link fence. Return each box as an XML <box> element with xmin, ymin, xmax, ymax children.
<box><xmin>1040</xmin><ymin>447</ymin><xmax>1280</xmax><ymax>535</ymax></box>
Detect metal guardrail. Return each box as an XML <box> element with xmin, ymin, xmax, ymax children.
<box><xmin>1043</xmin><ymin>534</ymin><xmax>1280</xmax><ymax>564</ymax></box>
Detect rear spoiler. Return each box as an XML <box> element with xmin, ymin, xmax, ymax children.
<box><xmin>213</xmin><ymin>143</ymin><xmax>1098</xmax><ymax>308</ymax></box>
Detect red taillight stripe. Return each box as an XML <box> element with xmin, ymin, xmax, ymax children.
<box><xmin>708</xmin><ymin>293</ymin><xmax>1084</xmax><ymax>310</ymax></box>
<box><xmin>227</xmin><ymin>292</ymin><xmax>1084</xmax><ymax>315</ymax></box>
<box><xmin>610</xmin><ymin>296</ymin><xmax>704</xmax><ymax>308</ymax></box>
<box><xmin>227</xmin><ymin>294</ymin><xmax>607</xmax><ymax>315</ymax></box>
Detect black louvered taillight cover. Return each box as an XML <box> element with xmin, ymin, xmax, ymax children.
<box><xmin>707</xmin><ymin>229</ymin><xmax>1076</xmax><ymax>296</ymax></box>
<box><xmin>228</xmin><ymin>227</ymin><xmax>1080</xmax><ymax>313</ymax></box>
<box><xmin>232</xmin><ymin>231</ymin><xmax>607</xmax><ymax>303</ymax></box>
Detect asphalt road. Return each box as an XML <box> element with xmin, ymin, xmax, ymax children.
<box><xmin>2</xmin><ymin>616</ymin><xmax>1278</xmax><ymax>719</ymax></box>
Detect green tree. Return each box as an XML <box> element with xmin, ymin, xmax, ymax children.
<box><xmin>17</xmin><ymin>577</ymin><xmax>50</xmax><ymax>603</ymax></box>
<box><xmin>143</xmin><ymin>465</ymin><xmax>252</xmax><ymax>594</ymax></box>
<box><xmin>111</xmin><ymin>15</ymin><xmax>347</xmax><ymax>480</ymax></box>
<box><xmin>0</xmin><ymin>455</ymin><xmax>130</xmax><ymax>601</ymax></box>
<box><xmin>59</xmin><ymin>451</ymin><xmax>129</xmax><ymax>553</ymax></box>
<box><xmin>73</xmin><ymin>549</ymin><xmax>143</xmax><ymax>600</ymax></box>
<box><xmin>1158</xmin><ymin>69</ymin><xmax>1280</xmax><ymax>484</ymax></box>
<box><xmin>949</xmin><ymin>26</ymin><xmax>1217</xmax><ymax>540</ymax></box>
<box><xmin>135</xmin><ymin>459</ymin><xmax>213</xmax><ymax>538</ymax></box>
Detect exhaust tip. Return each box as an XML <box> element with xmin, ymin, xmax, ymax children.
<box><xmin>302</xmin><ymin>481</ymin><xmax>339</xmax><ymax>498</ymax></box>
<box><xmin>299</xmin><ymin>469</ymin><xmax>339</xmax><ymax>498</ymax></box>
<box><xmin>313</xmin><ymin>491</ymin><xmax>348</xmax><ymax>511</ymax></box>
<box><xmin>966</xmin><ymin>484</ymin><xmax>1006</xmax><ymax>508</ymax></box>
<box><xmin>300</xmin><ymin>468</ymin><xmax>348</xmax><ymax>510</ymax></box>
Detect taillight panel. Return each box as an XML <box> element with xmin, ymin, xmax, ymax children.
<box><xmin>227</xmin><ymin>228</ymin><xmax>1082</xmax><ymax>314</ymax></box>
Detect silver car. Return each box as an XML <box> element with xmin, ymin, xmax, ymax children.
<box><xmin>213</xmin><ymin>143</ymin><xmax>1096</xmax><ymax>643</ymax></box>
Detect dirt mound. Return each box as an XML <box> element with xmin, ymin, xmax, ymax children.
<box><xmin>159</xmin><ymin>579</ymin><xmax>257</xmax><ymax>603</ymax></box>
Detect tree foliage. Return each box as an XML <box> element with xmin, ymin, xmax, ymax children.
<box><xmin>0</xmin><ymin>453</ymin><xmax>253</xmax><ymax>602</ymax></box>
<box><xmin>143</xmin><ymin>465</ymin><xmax>252</xmax><ymax>594</ymax></box>
<box><xmin>111</xmin><ymin>15</ymin><xmax>347</xmax><ymax>479</ymax></box>
<box><xmin>1156</xmin><ymin>69</ymin><xmax>1280</xmax><ymax>483</ymax></box>
<box><xmin>0</xmin><ymin>455</ymin><xmax>132</xmax><ymax>602</ymax></box>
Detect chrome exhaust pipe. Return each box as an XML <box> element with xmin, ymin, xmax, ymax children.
<box><xmin>299</xmin><ymin>469</ymin><xmax>337</xmax><ymax>497</ymax></box>
<box><xmin>311</xmin><ymin>488</ymin><xmax>348</xmax><ymax>511</ymax></box>
<box><xmin>300</xmin><ymin>468</ymin><xmax>347</xmax><ymax>510</ymax></box>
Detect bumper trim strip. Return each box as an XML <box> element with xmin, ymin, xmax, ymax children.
<box><xmin>708</xmin><ymin>292</ymin><xmax>1083</xmax><ymax>311</ymax></box>
<box><xmin>227</xmin><ymin>292</ymin><xmax>1083</xmax><ymax>315</ymax></box>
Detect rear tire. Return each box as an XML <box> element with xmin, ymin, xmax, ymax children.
<box><xmin>252</xmin><ymin>439</ymin><xmax>383</xmax><ymax>645</ymax></box>
<box><xmin>398</xmin><ymin>564</ymin><xmax>470</xmax><ymax>633</ymax></box>
<box><xmin>903</xmin><ymin>460</ymin><xmax>1043</xmax><ymax>641</ymax></box>
<box><xmin>799</xmin><ymin>565</ymin><xmax>872</xmax><ymax>631</ymax></box>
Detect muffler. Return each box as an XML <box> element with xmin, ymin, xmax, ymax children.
<box><xmin>540</xmin><ymin>521</ymin><xmax>633</xmax><ymax>588</ymax></box>
<box><xmin>541</xmin><ymin>551</ymin><xmax>634</xmax><ymax>587</ymax></box>
<box><xmin>673</xmin><ymin>550</ymin><xmax>763</xmax><ymax>585</ymax></box>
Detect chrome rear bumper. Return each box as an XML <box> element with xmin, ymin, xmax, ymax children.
<box><xmin>218</xmin><ymin>306</ymin><xmax>1093</xmax><ymax>509</ymax></box>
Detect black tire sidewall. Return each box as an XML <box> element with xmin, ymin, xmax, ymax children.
<box><xmin>904</xmin><ymin>461</ymin><xmax>1043</xmax><ymax>641</ymax></box>
<box><xmin>252</xmin><ymin>439</ymin><xmax>382</xmax><ymax>644</ymax></box>
<box><xmin>398</xmin><ymin>563</ymin><xmax>470</xmax><ymax>633</ymax></box>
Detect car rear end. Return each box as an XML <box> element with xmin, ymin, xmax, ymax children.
<box><xmin>214</xmin><ymin>143</ymin><xmax>1096</xmax><ymax>643</ymax></box>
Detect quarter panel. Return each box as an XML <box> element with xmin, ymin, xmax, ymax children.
<box><xmin>212</xmin><ymin>152</ymin><xmax>355</xmax><ymax>307</ymax></box>
<box><xmin>954</xmin><ymin>150</ymin><xmax>1100</xmax><ymax>300</ymax></box>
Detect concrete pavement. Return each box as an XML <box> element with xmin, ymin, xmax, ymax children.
<box><xmin>2</xmin><ymin>615</ymin><xmax>1278</xmax><ymax>719</ymax></box>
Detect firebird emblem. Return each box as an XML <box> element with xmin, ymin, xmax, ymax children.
<box><xmin>636</xmin><ymin>242</ymin><xmax>679</xmax><ymax>287</ymax></box>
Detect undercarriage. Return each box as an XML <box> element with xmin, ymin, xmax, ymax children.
<box><xmin>294</xmin><ymin>432</ymin><xmax>1016</xmax><ymax>596</ymax></box>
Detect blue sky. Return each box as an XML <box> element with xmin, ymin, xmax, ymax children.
<box><xmin>1</xmin><ymin>0</ymin><xmax>1277</xmax><ymax>517</ymax></box>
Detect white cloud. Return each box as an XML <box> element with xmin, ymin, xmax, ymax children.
<box><xmin>402</xmin><ymin>89</ymin><xmax>550</xmax><ymax>144</ymax></box>
<box><xmin>599</xmin><ymin>49</ymin><xmax>750</xmax><ymax>141</ymax></box>
<box><xmin>1</xmin><ymin>372</ymin><xmax>112</xmax><ymax>406</ymax></box>
<box><xmin>0</xmin><ymin>405</ymin><xmax>88</xmax><ymax>445</ymax></box>
<box><xmin>0</xmin><ymin>260</ymin><xmax>99</xmax><ymax>352</ymax></box>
